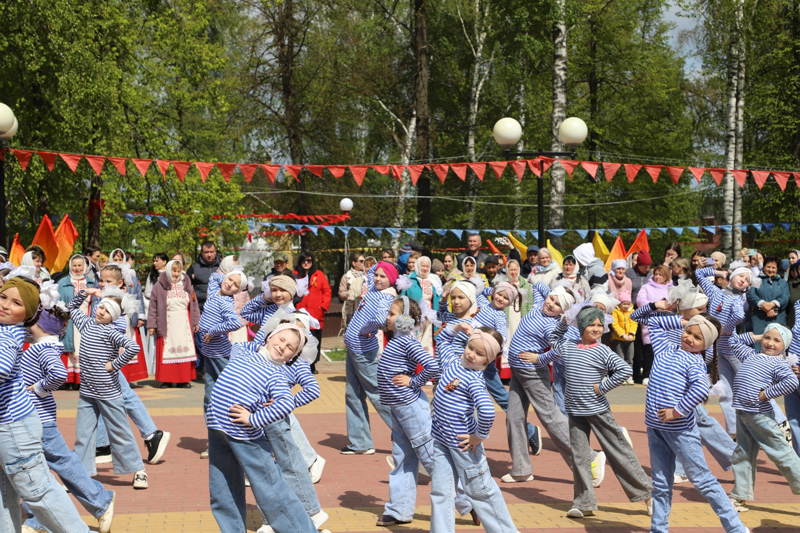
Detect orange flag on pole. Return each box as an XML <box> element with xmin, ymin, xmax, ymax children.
<box><xmin>604</xmin><ymin>236</ymin><xmax>627</xmax><ymax>271</ymax></box>
<box><xmin>31</xmin><ymin>216</ymin><xmax>60</xmax><ymax>271</ymax></box>
<box><xmin>9</xmin><ymin>234</ymin><xmax>26</xmax><ymax>266</ymax></box>
<box><xmin>53</xmin><ymin>214</ymin><xmax>80</xmax><ymax>273</ymax></box>
<box><xmin>486</xmin><ymin>238</ymin><xmax>507</xmax><ymax>265</ymax></box>
<box><xmin>626</xmin><ymin>229</ymin><xmax>650</xmax><ymax>258</ymax></box>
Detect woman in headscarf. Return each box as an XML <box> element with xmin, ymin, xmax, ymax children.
<box><xmin>57</xmin><ymin>254</ymin><xmax>95</xmax><ymax>388</ymax></box>
<box><xmin>460</xmin><ymin>256</ymin><xmax>487</xmax><ymax>288</ymax></box>
<box><xmin>551</xmin><ymin>255</ymin><xmax>591</xmax><ymax>300</ymax></box>
<box><xmin>529</xmin><ymin>248</ymin><xmax>562</xmax><ymax>287</ymax></box>
<box><xmin>294</xmin><ymin>251</ymin><xmax>332</xmax><ymax>373</ymax></box>
<box><xmin>21</xmin><ymin>247</ymin><xmax>50</xmax><ymax>284</ymax></box>
<box><xmin>504</xmin><ymin>259</ymin><xmax>533</xmax><ymax>354</ymax></box>
<box><xmin>442</xmin><ymin>251</ymin><xmax>461</xmax><ymax>281</ymax></box>
<box><xmin>338</xmin><ymin>252</ymin><xmax>365</xmax><ymax>329</ymax></box>
<box><xmin>148</xmin><ymin>259</ymin><xmax>201</xmax><ymax>388</ymax></box>
<box><xmin>746</xmin><ymin>256</ymin><xmax>790</xmax><ymax>347</ymax></box>
<box><xmin>400</xmin><ymin>256</ymin><xmax>443</xmax><ymax>355</ymax></box>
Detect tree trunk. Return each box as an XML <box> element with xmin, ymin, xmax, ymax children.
<box><xmin>514</xmin><ymin>80</ymin><xmax>526</xmax><ymax>229</ymax></box>
<box><xmin>733</xmin><ymin>21</ymin><xmax>746</xmax><ymax>257</ymax></box>
<box><xmin>547</xmin><ymin>0</ymin><xmax>568</xmax><ymax>247</ymax></box>
<box><xmin>394</xmin><ymin>112</ymin><xmax>417</xmax><ymax>249</ymax></box>
<box><xmin>721</xmin><ymin>37</ymin><xmax>739</xmax><ymax>259</ymax></box>
<box><xmin>87</xmin><ymin>176</ymin><xmax>101</xmax><ymax>247</ymax></box>
<box><xmin>414</xmin><ymin>0</ymin><xmax>431</xmax><ymax>231</ymax></box>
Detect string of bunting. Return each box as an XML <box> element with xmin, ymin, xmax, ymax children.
<box><xmin>4</xmin><ymin>147</ymin><xmax>800</xmax><ymax>190</ymax></box>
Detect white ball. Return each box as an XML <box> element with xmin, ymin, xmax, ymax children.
<box><xmin>0</xmin><ymin>118</ymin><xmax>18</xmax><ymax>141</ymax></box>
<box><xmin>339</xmin><ymin>198</ymin><xmax>354</xmax><ymax>212</ymax></box>
<box><xmin>0</xmin><ymin>104</ymin><xmax>16</xmax><ymax>136</ymax></box>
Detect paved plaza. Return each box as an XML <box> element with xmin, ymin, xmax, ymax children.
<box><xmin>51</xmin><ymin>360</ymin><xmax>800</xmax><ymax>532</ymax></box>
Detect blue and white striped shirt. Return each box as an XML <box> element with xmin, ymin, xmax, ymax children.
<box><xmin>279</xmin><ymin>358</ymin><xmax>320</xmax><ymax>408</ymax></box>
<box><xmin>507</xmin><ymin>282</ymin><xmax>560</xmax><ymax>369</ymax></box>
<box><xmin>541</xmin><ymin>320</ymin><xmax>630</xmax><ymax>416</ymax></box>
<box><xmin>197</xmin><ymin>294</ymin><xmax>243</xmax><ymax>358</ymax></box>
<box><xmin>22</xmin><ymin>338</ymin><xmax>67</xmax><ymax>423</ymax></box>
<box><xmin>631</xmin><ymin>305</ymin><xmax>713</xmax><ymax>365</ymax></box>
<box><xmin>69</xmin><ymin>292</ymin><xmax>139</xmax><ymax>400</ymax></box>
<box><xmin>790</xmin><ymin>300</ymin><xmax>800</xmax><ymax>357</ymax></box>
<box><xmin>344</xmin><ymin>266</ymin><xmax>395</xmax><ymax>354</ymax></box>
<box><xmin>0</xmin><ymin>324</ymin><xmax>35</xmax><ymax>424</ymax></box>
<box><xmin>643</xmin><ymin>314</ymin><xmax>709</xmax><ymax>431</ymax></box>
<box><xmin>729</xmin><ymin>333</ymin><xmax>798</xmax><ymax>413</ymax></box>
<box><xmin>451</xmin><ymin>288</ymin><xmax>509</xmax><ymax>352</ymax></box>
<box><xmin>378</xmin><ymin>334</ymin><xmax>440</xmax><ymax>406</ymax></box>
<box><xmin>240</xmin><ymin>298</ymin><xmax>295</xmax><ymax>346</ymax></box>
<box><xmin>696</xmin><ymin>266</ymin><xmax>746</xmax><ymax>354</ymax></box>
<box><xmin>207</xmin><ymin>343</ymin><xmax>295</xmax><ymax>440</ymax></box>
<box><xmin>431</xmin><ymin>326</ymin><xmax>495</xmax><ymax>449</ymax></box>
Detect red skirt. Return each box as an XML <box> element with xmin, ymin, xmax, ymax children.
<box><xmin>61</xmin><ymin>352</ymin><xmax>80</xmax><ymax>384</ymax></box>
<box><xmin>122</xmin><ymin>328</ymin><xmax>149</xmax><ymax>383</ymax></box>
<box><xmin>155</xmin><ymin>336</ymin><xmax>197</xmax><ymax>384</ymax></box>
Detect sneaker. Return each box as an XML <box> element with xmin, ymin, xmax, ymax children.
<box><xmin>245</xmin><ymin>475</ymin><xmax>250</xmax><ymax>487</ymax></box>
<box><xmin>386</xmin><ymin>456</ymin><xmax>395</xmax><ymax>469</ymax></box>
<box><xmin>340</xmin><ymin>447</ymin><xmax>375</xmax><ymax>455</ymax></box>
<box><xmin>257</xmin><ymin>526</ymin><xmax>275</xmax><ymax>533</ymax></box>
<box><xmin>780</xmin><ymin>420</ymin><xmax>793</xmax><ymax>443</ymax></box>
<box><xmin>626</xmin><ymin>378</ymin><xmax>634</xmax><ymax>385</ymax></box>
<box><xmin>591</xmin><ymin>451</ymin><xmax>606</xmax><ymax>488</ymax></box>
<box><xmin>528</xmin><ymin>425</ymin><xmax>542</xmax><ymax>456</ymax></box>
<box><xmin>642</xmin><ymin>378</ymin><xmax>649</xmax><ymax>386</ymax></box>
<box><xmin>21</xmin><ymin>525</ymin><xmax>44</xmax><ymax>533</ymax></box>
<box><xmin>566</xmin><ymin>508</ymin><xmax>593</xmax><ymax>518</ymax></box>
<box><xmin>200</xmin><ymin>449</ymin><xmax>209</xmax><ymax>459</ymax></box>
<box><xmin>376</xmin><ymin>514</ymin><xmax>412</xmax><ymax>526</ymax></box>
<box><xmin>500</xmin><ymin>473</ymin><xmax>533</xmax><ymax>483</ymax></box>
<box><xmin>95</xmin><ymin>446</ymin><xmax>112</xmax><ymax>465</ymax></box>
<box><xmin>132</xmin><ymin>470</ymin><xmax>148</xmax><ymax>489</ymax></box>
<box><xmin>730</xmin><ymin>497</ymin><xmax>749</xmax><ymax>512</ymax></box>
<box><xmin>309</xmin><ymin>455</ymin><xmax>326</xmax><ymax>484</ymax></box>
<box><xmin>97</xmin><ymin>491</ymin><xmax>115</xmax><ymax>533</ymax></box>
<box><xmin>645</xmin><ymin>497</ymin><xmax>653</xmax><ymax>517</ymax></box>
<box><xmin>311</xmin><ymin>510</ymin><xmax>329</xmax><ymax>529</ymax></box>
<box><xmin>145</xmin><ymin>430</ymin><xmax>170</xmax><ymax>464</ymax></box>
<box><xmin>673</xmin><ymin>474</ymin><xmax>689</xmax><ymax>484</ymax></box>
<box><xmin>621</xmin><ymin>426</ymin><xmax>633</xmax><ymax>448</ymax></box>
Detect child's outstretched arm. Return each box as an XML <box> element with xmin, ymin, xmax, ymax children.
<box><xmin>29</xmin><ymin>346</ymin><xmax>68</xmax><ymax>397</ymax></box>
<box><xmin>729</xmin><ymin>332</ymin><xmax>758</xmax><ymax>363</ymax></box>
<box><xmin>542</xmin><ymin>319</ymin><xmax>571</xmax><ymax>366</ymax></box>
<box><xmin>532</xmin><ymin>282</ymin><xmax>550</xmax><ymax>308</ymax></box>
<box><xmin>240</xmin><ymin>296</ymin><xmax>274</xmax><ymax>324</ymax></box>
<box><xmin>647</xmin><ymin>313</ymin><xmax>684</xmax><ymax>356</ymax></box>
<box><xmin>68</xmin><ymin>290</ymin><xmax>94</xmax><ymax>333</ymax></box>
<box><xmin>436</xmin><ymin>323</ymin><xmax>465</xmax><ymax>368</ymax></box>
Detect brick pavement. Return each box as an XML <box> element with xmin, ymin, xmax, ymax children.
<box><xmin>48</xmin><ymin>372</ymin><xmax>800</xmax><ymax>532</ymax></box>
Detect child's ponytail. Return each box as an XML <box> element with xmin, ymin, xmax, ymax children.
<box><xmin>699</xmin><ymin>312</ymin><xmax>722</xmax><ymax>385</ymax></box>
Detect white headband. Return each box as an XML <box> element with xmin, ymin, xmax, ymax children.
<box><xmin>685</xmin><ymin>315</ymin><xmax>719</xmax><ymax>350</ymax></box>
<box><xmin>98</xmin><ymin>298</ymin><xmax>122</xmax><ymax>321</ymax></box>
<box><xmin>549</xmin><ymin>286</ymin><xmax>576</xmax><ymax>312</ymax></box>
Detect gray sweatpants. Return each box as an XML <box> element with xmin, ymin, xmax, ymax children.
<box><xmin>506</xmin><ymin>366</ymin><xmax>574</xmax><ymax>476</ymax></box>
<box><xmin>569</xmin><ymin>410</ymin><xmax>652</xmax><ymax>511</ymax></box>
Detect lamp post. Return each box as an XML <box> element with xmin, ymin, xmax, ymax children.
<box><xmin>492</xmin><ymin>116</ymin><xmax>587</xmax><ymax>248</ymax></box>
<box><xmin>0</xmin><ymin>103</ymin><xmax>19</xmax><ymax>250</ymax></box>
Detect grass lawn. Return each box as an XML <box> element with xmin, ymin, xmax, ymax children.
<box><xmin>324</xmin><ymin>348</ymin><xmax>347</xmax><ymax>361</ymax></box>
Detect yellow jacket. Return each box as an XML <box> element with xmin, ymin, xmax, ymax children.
<box><xmin>611</xmin><ymin>307</ymin><xmax>637</xmax><ymax>341</ymax></box>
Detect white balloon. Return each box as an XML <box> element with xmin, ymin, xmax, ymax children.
<box><xmin>339</xmin><ymin>198</ymin><xmax>354</xmax><ymax>211</ymax></box>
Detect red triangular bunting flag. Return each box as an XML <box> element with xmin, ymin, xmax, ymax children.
<box><xmin>349</xmin><ymin>165</ymin><xmax>368</xmax><ymax>186</ymax></box>
<box><xmin>526</xmin><ymin>159</ymin><xmax>541</xmax><ymax>177</ymax></box>
<box><xmin>602</xmin><ymin>162</ymin><xmax>621</xmax><ymax>182</ymax></box>
<box><xmin>539</xmin><ymin>158</ymin><xmax>554</xmax><ymax>175</ymax></box>
<box><xmin>325</xmin><ymin>165</ymin><xmax>347</xmax><ymax>179</ymax></box>
<box><xmin>37</xmin><ymin>151</ymin><xmax>57</xmax><ymax>171</ymax></box>
<box><xmin>467</xmin><ymin>162</ymin><xmax>486</xmax><ymax>181</ymax></box>
<box><xmin>509</xmin><ymin>160</ymin><xmax>527</xmax><ymax>180</ymax></box>
<box><xmin>370</xmin><ymin>165</ymin><xmax>390</xmax><ymax>175</ymax></box>
<box><xmin>11</xmin><ymin>149</ymin><xmax>33</xmax><ymax>171</ymax></box>
<box><xmin>156</xmin><ymin>160</ymin><xmax>171</xmax><ymax>179</ymax></box>
<box><xmin>557</xmin><ymin>160</ymin><xmax>580</xmax><ymax>178</ymax></box>
<box><xmin>172</xmin><ymin>161</ymin><xmax>191</xmax><ymax>182</ymax></box>
<box><xmin>304</xmin><ymin>165</ymin><xmax>324</xmax><ymax>177</ymax></box>
<box><xmin>624</xmin><ymin>164</ymin><xmax>642</xmax><ymax>183</ymax></box>
<box><xmin>688</xmin><ymin>167</ymin><xmax>705</xmax><ymax>184</ymax></box>
<box><xmin>644</xmin><ymin>165</ymin><xmax>662</xmax><ymax>183</ymax></box>
<box><xmin>259</xmin><ymin>164</ymin><xmax>280</xmax><ymax>183</ymax></box>
<box><xmin>238</xmin><ymin>164</ymin><xmax>257</xmax><ymax>183</ymax></box>
<box><xmin>450</xmin><ymin>163</ymin><xmax>468</xmax><ymax>181</ymax></box>
<box><xmin>407</xmin><ymin>165</ymin><xmax>426</xmax><ymax>185</ymax></box>
<box><xmin>194</xmin><ymin>162</ymin><xmax>215</xmax><ymax>182</ymax></box>
<box><xmin>731</xmin><ymin>169</ymin><xmax>747</xmax><ymax>187</ymax></box>
<box><xmin>750</xmin><ymin>170</ymin><xmax>769</xmax><ymax>189</ymax></box>
<box><xmin>391</xmin><ymin>165</ymin><xmax>406</xmax><ymax>181</ymax></box>
<box><xmin>107</xmin><ymin>157</ymin><xmax>127</xmax><ymax>175</ymax></box>
<box><xmin>132</xmin><ymin>158</ymin><xmax>152</xmax><ymax>178</ymax></box>
<box><xmin>709</xmin><ymin>168</ymin><xmax>725</xmax><ymax>186</ymax></box>
<box><xmin>283</xmin><ymin>165</ymin><xmax>302</xmax><ymax>181</ymax></box>
<box><xmin>431</xmin><ymin>164</ymin><xmax>450</xmax><ymax>183</ymax></box>
<box><xmin>665</xmin><ymin>166</ymin><xmax>684</xmax><ymax>185</ymax></box>
<box><xmin>217</xmin><ymin>163</ymin><xmax>237</xmax><ymax>182</ymax></box>
<box><xmin>772</xmin><ymin>171</ymin><xmax>790</xmax><ymax>191</ymax></box>
<box><xmin>489</xmin><ymin>161</ymin><xmax>507</xmax><ymax>179</ymax></box>
<box><xmin>580</xmin><ymin>161</ymin><xmax>599</xmax><ymax>180</ymax></box>
<box><xmin>84</xmin><ymin>155</ymin><xmax>105</xmax><ymax>177</ymax></box>
<box><xmin>60</xmin><ymin>153</ymin><xmax>82</xmax><ymax>174</ymax></box>
<box><xmin>794</xmin><ymin>173</ymin><xmax>800</xmax><ymax>190</ymax></box>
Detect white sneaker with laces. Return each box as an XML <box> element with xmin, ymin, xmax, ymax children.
<box><xmin>132</xmin><ymin>470</ymin><xmax>148</xmax><ymax>489</ymax></box>
<box><xmin>673</xmin><ymin>473</ymin><xmax>688</xmax><ymax>484</ymax></box>
<box><xmin>97</xmin><ymin>491</ymin><xmax>115</xmax><ymax>533</ymax></box>
<box><xmin>566</xmin><ymin>508</ymin><xmax>593</xmax><ymax>518</ymax></box>
<box><xmin>500</xmin><ymin>473</ymin><xmax>533</xmax><ymax>483</ymax></box>
<box><xmin>311</xmin><ymin>510</ymin><xmax>329</xmax><ymax>528</ymax></box>
<box><xmin>309</xmin><ymin>455</ymin><xmax>326</xmax><ymax>484</ymax></box>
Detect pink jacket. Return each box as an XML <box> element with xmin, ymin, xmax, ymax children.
<box><xmin>635</xmin><ymin>278</ymin><xmax>673</xmax><ymax>344</ymax></box>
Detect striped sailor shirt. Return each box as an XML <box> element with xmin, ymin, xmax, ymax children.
<box><xmin>696</xmin><ymin>266</ymin><xmax>746</xmax><ymax>354</ymax></box>
<box><xmin>198</xmin><ymin>294</ymin><xmax>243</xmax><ymax>358</ymax></box>
<box><xmin>344</xmin><ymin>266</ymin><xmax>395</xmax><ymax>354</ymax></box>
<box><xmin>729</xmin><ymin>333</ymin><xmax>798</xmax><ymax>413</ymax></box>
<box><xmin>0</xmin><ymin>324</ymin><xmax>35</xmax><ymax>424</ymax></box>
<box><xmin>378</xmin><ymin>334</ymin><xmax>440</xmax><ymax>406</ymax></box>
<box><xmin>22</xmin><ymin>338</ymin><xmax>67</xmax><ymax>423</ymax></box>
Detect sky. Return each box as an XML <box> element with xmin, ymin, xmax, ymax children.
<box><xmin>664</xmin><ymin>1</ymin><xmax>703</xmax><ymax>73</ymax></box>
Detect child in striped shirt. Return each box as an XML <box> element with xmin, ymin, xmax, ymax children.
<box><xmin>788</xmin><ymin>300</ymin><xmax>800</xmax><ymax>455</ymax></box>
<box><xmin>69</xmin><ymin>287</ymin><xmax>147</xmax><ymax>489</ymax></box>
<box><xmin>645</xmin><ymin>313</ymin><xmax>747</xmax><ymax>533</ymax></box>
<box><xmin>728</xmin><ymin>325</ymin><xmax>800</xmax><ymax>511</ymax></box>
<box><xmin>430</xmin><ymin>322</ymin><xmax>516</xmax><ymax>533</ymax></box>
<box><xmin>539</xmin><ymin>307</ymin><xmax>652</xmax><ymax>518</ymax></box>
<box><xmin>241</xmin><ymin>274</ymin><xmax>297</xmax><ymax>345</ymax></box>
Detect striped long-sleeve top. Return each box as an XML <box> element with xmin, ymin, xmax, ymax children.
<box><xmin>729</xmin><ymin>332</ymin><xmax>798</xmax><ymax>413</ymax></box>
<box><xmin>0</xmin><ymin>324</ymin><xmax>35</xmax><ymax>424</ymax></box>
<box><xmin>69</xmin><ymin>292</ymin><xmax>139</xmax><ymax>400</ymax></box>
<box><xmin>22</xmin><ymin>338</ymin><xmax>67</xmax><ymax>423</ymax></box>
<box><xmin>431</xmin><ymin>326</ymin><xmax>495</xmax><ymax>449</ymax></box>
<box><xmin>344</xmin><ymin>265</ymin><xmax>395</xmax><ymax>354</ymax></box>
<box><xmin>696</xmin><ymin>266</ymin><xmax>746</xmax><ymax>354</ymax></box>
<box><xmin>378</xmin><ymin>334</ymin><xmax>440</xmax><ymax>406</ymax></box>
<box><xmin>643</xmin><ymin>313</ymin><xmax>709</xmax><ymax>431</ymax></box>
<box><xmin>207</xmin><ymin>343</ymin><xmax>295</xmax><ymax>440</ymax></box>
<box><xmin>541</xmin><ymin>320</ymin><xmax>630</xmax><ymax>416</ymax></box>
<box><xmin>631</xmin><ymin>305</ymin><xmax>713</xmax><ymax>365</ymax></box>
<box><xmin>451</xmin><ymin>287</ymin><xmax>509</xmax><ymax>352</ymax></box>
<box><xmin>240</xmin><ymin>297</ymin><xmax>296</xmax><ymax>346</ymax></box>
<box><xmin>280</xmin><ymin>358</ymin><xmax>320</xmax><ymax>408</ymax></box>
<box><xmin>197</xmin><ymin>294</ymin><xmax>242</xmax><ymax>358</ymax></box>
<box><xmin>790</xmin><ymin>300</ymin><xmax>800</xmax><ymax>357</ymax></box>
<box><xmin>507</xmin><ymin>282</ymin><xmax>561</xmax><ymax>369</ymax></box>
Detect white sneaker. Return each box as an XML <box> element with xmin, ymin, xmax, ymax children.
<box><xmin>97</xmin><ymin>491</ymin><xmax>115</xmax><ymax>533</ymax></box>
<box><xmin>200</xmin><ymin>449</ymin><xmax>209</xmax><ymax>459</ymax></box>
<box><xmin>245</xmin><ymin>475</ymin><xmax>250</xmax><ymax>487</ymax></box>
<box><xmin>257</xmin><ymin>526</ymin><xmax>275</xmax><ymax>533</ymax></box>
<box><xmin>309</xmin><ymin>455</ymin><xmax>326</xmax><ymax>484</ymax></box>
<box><xmin>386</xmin><ymin>456</ymin><xmax>395</xmax><ymax>469</ymax></box>
<box><xmin>645</xmin><ymin>497</ymin><xmax>653</xmax><ymax>516</ymax></box>
<box><xmin>591</xmin><ymin>451</ymin><xmax>606</xmax><ymax>488</ymax></box>
<box><xmin>730</xmin><ymin>497</ymin><xmax>749</xmax><ymax>512</ymax></box>
<box><xmin>311</xmin><ymin>510</ymin><xmax>329</xmax><ymax>529</ymax></box>
<box><xmin>673</xmin><ymin>474</ymin><xmax>688</xmax><ymax>484</ymax></box>
<box><xmin>626</xmin><ymin>378</ymin><xmax>634</xmax><ymax>385</ymax></box>
<box><xmin>132</xmin><ymin>470</ymin><xmax>148</xmax><ymax>489</ymax></box>
<box><xmin>21</xmin><ymin>526</ymin><xmax>43</xmax><ymax>533</ymax></box>
<box><xmin>566</xmin><ymin>508</ymin><xmax>593</xmax><ymax>518</ymax></box>
<box><xmin>642</xmin><ymin>378</ymin><xmax>649</xmax><ymax>386</ymax></box>
<box><xmin>500</xmin><ymin>473</ymin><xmax>533</xmax><ymax>483</ymax></box>
<box><xmin>621</xmin><ymin>426</ymin><xmax>633</xmax><ymax>448</ymax></box>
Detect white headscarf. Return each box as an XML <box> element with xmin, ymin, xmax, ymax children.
<box><xmin>415</xmin><ymin>256</ymin><xmax>442</xmax><ymax>294</ymax></box>
<box><xmin>68</xmin><ymin>254</ymin><xmax>88</xmax><ymax>279</ymax></box>
<box><xmin>109</xmin><ymin>248</ymin><xmax>127</xmax><ymax>264</ymax></box>
<box><xmin>219</xmin><ymin>255</ymin><xmax>237</xmax><ymax>274</ymax></box>
<box><xmin>573</xmin><ymin>243</ymin><xmax>596</xmax><ymax>267</ymax></box>
<box><xmin>20</xmin><ymin>251</ymin><xmax>37</xmax><ymax>268</ymax></box>
<box><xmin>165</xmin><ymin>260</ymin><xmax>184</xmax><ymax>284</ymax></box>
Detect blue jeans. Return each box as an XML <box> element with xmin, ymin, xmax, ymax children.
<box><xmin>23</xmin><ymin>421</ymin><xmax>114</xmax><ymax>529</ymax></box>
<box><xmin>263</xmin><ymin>417</ymin><xmax>321</xmax><ymax>517</ymax></box>
<box><xmin>731</xmin><ymin>409</ymin><xmax>800</xmax><ymax>500</ymax></box>
<box><xmin>203</xmin><ymin>356</ymin><xmax>229</xmax><ymax>417</ymax></box>
<box><xmin>97</xmin><ymin>372</ymin><xmax>157</xmax><ymax>447</ymax></box>
<box><xmin>288</xmin><ymin>413</ymin><xmax>318</xmax><ymax>469</ymax></box>
<box><xmin>345</xmin><ymin>348</ymin><xmax>392</xmax><ymax>450</ymax></box>
<box><xmin>430</xmin><ymin>441</ymin><xmax>516</xmax><ymax>533</ymax></box>
<box><xmin>552</xmin><ymin>362</ymin><xmax>567</xmax><ymax>416</ymax></box>
<box><xmin>483</xmin><ymin>362</ymin><xmax>535</xmax><ymax>440</ymax></box>
<box><xmin>784</xmin><ymin>385</ymin><xmax>800</xmax><ymax>456</ymax></box>
<box><xmin>385</xmin><ymin>394</ymin><xmax>471</xmax><ymax>522</ymax></box>
<box><xmin>675</xmin><ymin>404</ymin><xmax>737</xmax><ymax>477</ymax></box>
<box><xmin>717</xmin><ymin>351</ymin><xmax>785</xmax><ymax>432</ymax></box>
<box><xmin>648</xmin><ymin>426</ymin><xmax>745</xmax><ymax>533</ymax></box>
<box><xmin>208</xmin><ymin>428</ymin><xmax>317</xmax><ymax>533</ymax></box>
<box><xmin>0</xmin><ymin>412</ymin><xmax>89</xmax><ymax>533</ymax></box>
<box><xmin>74</xmin><ymin>395</ymin><xmax>145</xmax><ymax>476</ymax></box>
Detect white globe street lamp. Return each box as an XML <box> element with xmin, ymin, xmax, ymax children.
<box><xmin>492</xmin><ymin>117</ymin><xmax>523</xmax><ymax>149</ymax></box>
<box><xmin>339</xmin><ymin>198</ymin><xmax>354</xmax><ymax>212</ymax></box>
<box><xmin>0</xmin><ymin>103</ymin><xmax>17</xmax><ymax>250</ymax></box>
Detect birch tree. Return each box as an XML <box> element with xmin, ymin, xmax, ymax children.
<box><xmin>547</xmin><ymin>0</ymin><xmax>568</xmax><ymax>244</ymax></box>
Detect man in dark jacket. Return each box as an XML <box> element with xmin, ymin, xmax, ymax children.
<box><xmin>187</xmin><ymin>241</ymin><xmax>221</xmax><ymax>313</ymax></box>
<box><xmin>457</xmin><ymin>233</ymin><xmax>490</xmax><ymax>274</ymax></box>
<box><xmin>520</xmin><ymin>245</ymin><xmax>539</xmax><ymax>279</ymax></box>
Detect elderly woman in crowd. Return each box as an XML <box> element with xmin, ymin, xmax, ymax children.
<box><xmin>529</xmin><ymin>248</ymin><xmax>561</xmax><ymax>286</ymax></box>
<box><xmin>551</xmin><ymin>254</ymin><xmax>591</xmax><ymax>299</ymax></box>
<box><xmin>746</xmin><ymin>255</ymin><xmax>789</xmax><ymax>349</ymax></box>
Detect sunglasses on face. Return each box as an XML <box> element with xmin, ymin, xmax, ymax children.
<box><xmin>302</xmin><ymin>259</ymin><xmax>313</xmax><ymax>264</ymax></box>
